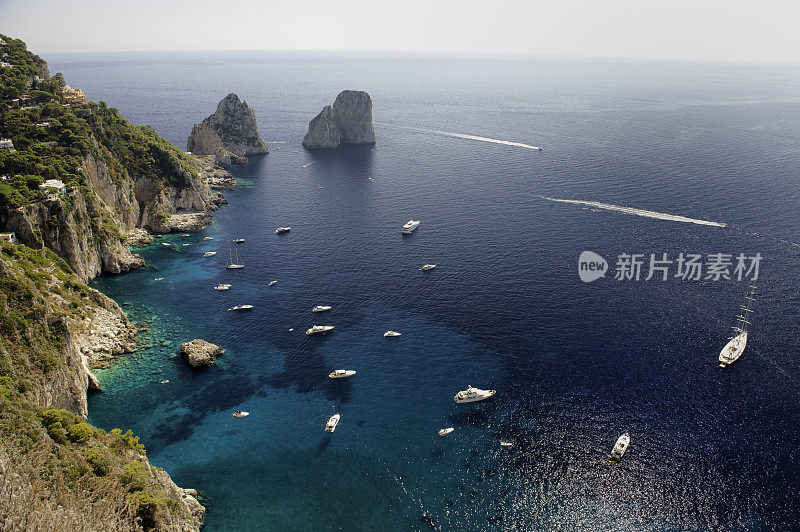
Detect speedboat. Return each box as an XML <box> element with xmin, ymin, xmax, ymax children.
<box><xmin>610</xmin><ymin>432</ymin><xmax>630</xmax><ymax>462</ymax></box>
<box><xmin>438</xmin><ymin>428</ymin><xmax>454</xmax><ymax>437</ymax></box>
<box><xmin>182</xmin><ymin>243</ymin><xmax>191</xmax><ymax>246</ymax></box>
<box><xmin>233</xmin><ymin>411</ymin><xmax>250</xmax><ymax>418</ymax></box>
<box><xmin>161</xmin><ymin>242</ymin><xmax>171</xmax><ymax>246</ymax></box>
<box><xmin>500</xmin><ymin>441</ymin><xmax>514</xmax><ymax>448</ymax></box>
<box><xmin>384</xmin><ymin>331</ymin><xmax>402</xmax><ymax>337</ymax></box>
<box><xmin>402</xmin><ymin>220</ymin><xmax>420</xmax><ymax>234</ymax></box>
<box><xmin>454</xmin><ymin>386</ymin><xmax>496</xmax><ymax>403</ymax></box>
<box><xmin>203</xmin><ymin>236</ymin><xmax>213</xmax><ymax>240</ymax></box>
<box><xmin>420</xmin><ymin>264</ymin><xmax>437</xmax><ymax>271</ymax></box>
<box><xmin>228</xmin><ymin>305</ymin><xmax>253</xmax><ymax>311</ymax></box>
<box><xmin>214</xmin><ymin>284</ymin><xmax>231</xmax><ymax>291</ymax></box>
<box><xmin>306</xmin><ymin>325</ymin><xmax>334</xmax><ymax>335</ymax></box>
<box><xmin>159</xmin><ymin>380</ymin><xmax>169</xmax><ymax>384</ymax></box>
<box><xmin>268</xmin><ymin>280</ymin><xmax>277</xmax><ymax>286</ymax></box>
<box><xmin>274</xmin><ymin>227</ymin><xmax>291</xmax><ymax>234</ymax></box>
<box><xmin>154</xmin><ymin>277</ymin><xmax>164</xmax><ymax>281</ymax></box>
<box><xmin>182</xmin><ymin>234</ymin><xmax>191</xmax><ymax>237</ymax></box>
<box><xmin>328</xmin><ymin>369</ymin><xmax>356</xmax><ymax>379</ymax></box>
<box><xmin>312</xmin><ymin>305</ymin><xmax>332</xmax><ymax>312</ymax></box>
<box><xmin>325</xmin><ymin>413</ymin><xmax>340</xmax><ymax>432</ymax></box>
<box><xmin>234</xmin><ymin>238</ymin><xmax>245</xmax><ymax>243</ymax></box>
<box><xmin>301</xmin><ymin>163</ymin><xmax>313</xmax><ymax>169</ymax></box>
<box><xmin>203</xmin><ymin>251</ymin><xmax>217</xmax><ymax>257</ymax></box>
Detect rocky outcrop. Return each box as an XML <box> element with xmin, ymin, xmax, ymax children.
<box><xmin>187</xmin><ymin>93</ymin><xmax>268</xmax><ymax>165</ymax></box>
<box><xmin>180</xmin><ymin>339</ymin><xmax>224</xmax><ymax>368</ymax></box>
<box><xmin>302</xmin><ymin>90</ymin><xmax>375</xmax><ymax>149</ymax></box>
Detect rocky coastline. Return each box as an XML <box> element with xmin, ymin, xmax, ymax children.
<box><xmin>302</xmin><ymin>90</ymin><xmax>376</xmax><ymax>149</ymax></box>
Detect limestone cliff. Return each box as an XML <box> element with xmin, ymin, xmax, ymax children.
<box><xmin>187</xmin><ymin>93</ymin><xmax>268</xmax><ymax>165</ymax></box>
<box><xmin>302</xmin><ymin>90</ymin><xmax>376</xmax><ymax>148</ymax></box>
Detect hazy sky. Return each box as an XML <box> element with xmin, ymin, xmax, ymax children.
<box><xmin>2</xmin><ymin>0</ymin><xmax>799</xmax><ymax>63</ymax></box>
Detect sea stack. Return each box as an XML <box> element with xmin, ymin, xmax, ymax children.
<box><xmin>187</xmin><ymin>93</ymin><xmax>268</xmax><ymax>165</ymax></box>
<box><xmin>302</xmin><ymin>90</ymin><xmax>375</xmax><ymax>149</ymax></box>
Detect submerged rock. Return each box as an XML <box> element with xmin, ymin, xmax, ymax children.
<box><xmin>187</xmin><ymin>93</ymin><xmax>268</xmax><ymax>164</ymax></box>
<box><xmin>302</xmin><ymin>90</ymin><xmax>375</xmax><ymax>149</ymax></box>
<box><xmin>180</xmin><ymin>339</ymin><xmax>224</xmax><ymax>368</ymax></box>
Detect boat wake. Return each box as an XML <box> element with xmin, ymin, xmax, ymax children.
<box><xmin>541</xmin><ymin>197</ymin><xmax>727</xmax><ymax>227</ymax></box>
<box><xmin>384</xmin><ymin>124</ymin><xmax>542</xmax><ymax>150</ymax></box>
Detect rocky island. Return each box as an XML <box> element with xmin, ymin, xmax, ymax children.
<box><xmin>302</xmin><ymin>90</ymin><xmax>376</xmax><ymax>149</ymax></box>
<box><xmin>187</xmin><ymin>93</ymin><xmax>269</xmax><ymax>165</ymax></box>
<box><xmin>180</xmin><ymin>339</ymin><xmax>224</xmax><ymax>368</ymax></box>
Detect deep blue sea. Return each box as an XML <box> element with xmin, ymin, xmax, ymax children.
<box><xmin>47</xmin><ymin>50</ymin><xmax>800</xmax><ymax>530</ymax></box>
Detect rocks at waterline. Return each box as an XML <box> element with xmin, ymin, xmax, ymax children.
<box><xmin>302</xmin><ymin>90</ymin><xmax>376</xmax><ymax>149</ymax></box>
<box><xmin>180</xmin><ymin>339</ymin><xmax>224</xmax><ymax>368</ymax></box>
<box><xmin>187</xmin><ymin>93</ymin><xmax>268</xmax><ymax>165</ymax></box>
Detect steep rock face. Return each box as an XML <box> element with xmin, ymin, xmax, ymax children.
<box><xmin>302</xmin><ymin>90</ymin><xmax>375</xmax><ymax>148</ymax></box>
<box><xmin>187</xmin><ymin>93</ymin><xmax>268</xmax><ymax>164</ymax></box>
<box><xmin>180</xmin><ymin>339</ymin><xmax>224</xmax><ymax>368</ymax></box>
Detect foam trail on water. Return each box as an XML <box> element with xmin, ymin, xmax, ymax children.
<box><xmin>542</xmin><ymin>197</ymin><xmax>727</xmax><ymax>227</ymax></box>
<box><xmin>384</xmin><ymin>124</ymin><xmax>543</xmax><ymax>150</ymax></box>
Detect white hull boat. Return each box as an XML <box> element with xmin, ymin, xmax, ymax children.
<box><xmin>719</xmin><ymin>286</ymin><xmax>755</xmax><ymax>368</ymax></box>
<box><xmin>268</xmin><ymin>280</ymin><xmax>277</xmax><ymax>286</ymax></box>
<box><xmin>402</xmin><ymin>220</ymin><xmax>420</xmax><ymax>234</ymax></box>
<box><xmin>328</xmin><ymin>369</ymin><xmax>356</xmax><ymax>379</ymax></box>
<box><xmin>228</xmin><ymin>305</ymin><xmax>253</xmax><ymax>311</ymax></box>
<box><xmin>234</xmin><ymin>238</ymin><xmax>245</xmax><ymax>243</ymax></box>
<box><xmin>325</xmin><ymin>413</ymin><xmax>340</xmax><ymax>432</ymax></box>
<box><xmin>420</xmin><ymin>264</ymin><xmax>437</xmax><ymax>271</ymax></box>
<box><xmin>610</xmin><ymin>432</ymin><xmax>630</xmax><ymax>462</ymax></box>
<box><xmin>312</xmin><ymin>305</ymin><xmax>332</xmax><ymax>312</ymax></box>
<box><xmin>204</xmin><ymin>251</ymin><xmax>217</xmax><ymax>257</ymax></box>
<box><xmin>438</xmin><ymin>428</ymin><xmax>454</xmax><ymax>437</ymax></box>
<box><xmin>214</xmin><ymin>284</ymin><xmax>231</xmax><ymax>290</ymax></box>
<box><xmin>454</xmin><ymin>386</ymin><xmax>496</xmax><ymax>403</ymax></box>
<box><xmin>226</xmin><ymin>248</ymin><xmax>243</xmax><ymax>269</ymax></box>
<box><xmin>306</xmin><ymin>325</ymin><xmax>334</xmax><ymax>335</ymax></box>
<box><xmin>274</xmin><ymin>227</ymin><xmax>291</xmax><ymax>234</ymax></box>
<box><xmin>233</xmin><ymin>411</ymin><xmax>250</xmax><ymax>418</ymax></box>
<box><xmin>383</xmin><ymin>331</ymin><xmax>402</xmax><ymax>337</ymax></box>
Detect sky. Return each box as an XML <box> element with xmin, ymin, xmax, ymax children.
<box><xmin>1</xmin><ymin>0</ymin><xmax>799</xmax><ymax>63</ymax></box>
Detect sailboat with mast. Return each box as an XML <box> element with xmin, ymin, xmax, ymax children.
<box><xmin>718</xmin><ymin>285</ymin><xmax>755</xmax><ymax>368</ymax></box>
<box><xmin>226</xmin><ymin>247</ymin><xmax>244</xmax><ymax>269</ymax></box>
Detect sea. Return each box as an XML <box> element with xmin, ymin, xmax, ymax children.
<box><xmin>46</xmin><ymin>50</ymin><xmax>800</xmax><ymax>530</ymax></box>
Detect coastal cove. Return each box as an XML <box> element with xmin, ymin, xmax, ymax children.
<box><xmin>49</xmin><ymin>51</ymin><xmax>800</xmax><ymax>530</ymax></box>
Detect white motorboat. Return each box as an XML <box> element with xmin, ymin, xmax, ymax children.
<box><xmin>500</xmin><ymin>441</ymin><xmax>514</xmax><ymax>448</ymax></box>
<box><xmin>182</xmin><ymin>243</ymin><xmax>191</xmax><ymax>246</ymax></box>
<box><xmin>306</xmin><ymin>325</ymin><xmax>334</xmax><ymax>335</ymax></box>
<box><xmin>203</xmin><ymin>236</ymin><xmax>213</xmax><ymax>240</ymax></box>
<box><xmin>420</xmin><ymin>264</ymin><xmax>437</xmax><ymax>271</ymax></box>
<box><xmin>402</xmin><ymin>219</ymin><xmax>420</xmax><ymax>234</ymax></box>
<box><xmin>454</xmin><ymin>386</ymin><xmax>496</xmax><ymax>403</ymax></box>
<box><xmin>438</xmin><ymin>428</ymin><xmax>454</xmax><ymax>437</ymax></box>
<box><xmin>154</xmin><ymin>277</ymin><xmax>164</xmax><ymax>281</ymax></box>
<box><xmin>160</xmin><ymin>379</ymin><xmax>169</xmax><ymax>384</ymax></box>
<box><xmin>610</xmin><ymin>432</ymin><xmax>630</xmax><ymax>462</ymax></box>
<box><xmin>325</xmin><ymin>413</ymin><xmax>340</xmax><ymax>432</ymax></box>
<box><xmin>301</xmin><ymin>163</ymin><xmax>313</xmax><ymax>169</ymax></box>
<box><xmin>214</xmin><ymin>284</ymin><xmax>231</xmax><ymax>291</ymax></box>
<box><xmin>328</xmin><ymin>369</ymin><xmax>356</xmax><ymax>379</ymax></box>
<box><xmin>226</xmin><ymin>248</ymin><xmax>244</xmax><ymax>269</ymax></box>
<box><xmin>182</xmin><ymin>234</ymin><xmax>191</xmax><ymax>237</ymax></box>
<box><xmin>383</xmin><ymin>331</ymin><xmax>402</xmax><ymax>337</ymax></box>
<box><xmin>719</xmin><ymin>286</ymin><xmax>755</xmax><ymax>368</ymax></box>
<box><xmin>234</xmin><ymin>238</ymin><xmax>245</xmax><ymax>243</ymax></box>
<box><xmin>274</xmin><ymin>227</ymin><xmax>291</xmax><ymax>234</ymax></box>
<box><xmin>162</xmin><ymin>242</ymin><xmax>171</xmax><ymax>246</ymax></box>
<box><xmin>312</xmin><ymin>305</ymin><xmax>332</xmax><ymax>312</ymax></box>
<box><xmin>228</xmin><ymin>305</ymin><xmax>253</xmax><ymax>311</ymax></box>
<box><xmin>203</xmin><ymin>251</ymin><xmax>217</xmax><ymax>257</ymax></box>
<box><xmin>233</xmin><ymin>411</ymin><xmax>250</xmax><ymax>418</ymax></box>
<box><xmin>268</xmin><ymin>280</ymin><xmax>278</xmax><ymax>286</ymax></box>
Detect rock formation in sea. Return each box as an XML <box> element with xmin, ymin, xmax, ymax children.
<box><xmin>187</xmin><ymin>93</ymin><xmax>269</xmax><ymax>165</ymax></box>
<box><xmin>180</xmin><ymin>339</ymin><xmax>224</xmax><ymax>368</ymax></box>
<box><xmin>302</xmin><ymin>90</ymin><xmax>376</xmax><ymax>149</ymax></box>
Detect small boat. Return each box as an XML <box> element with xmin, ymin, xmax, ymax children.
<box><xmin>402</xmin><ymin>220</ymin><xmax>420</xmax><ymax>234</ymax></box>
<box><xmin>301</xmin><ymin>162</ymin><xmax>314</xmax><ymax>169</ymax></box>
<box><xmin>500</xmin><ymin>441</ymin><xmax>514</xmax><ymax>448</ymax></box>
<box><xmin>420</xmin><ymin>264</ymin><xmax>437</xmax><ymax>271</ymax></box>
<box><xmin>268</xmin><ymin>280</ymin><xmax>277</xmax><ymax>287</ymax></box>
<box><xmin>162</xmin><ymin>242</ymin><xmax>171</xmax><ymax>246</ymax></box>
<box><xmin>203</xmin><ymin>236</ymin><xmax>213</xmax><ymax>240</ymax></box>
<box><xmin>368</xmin><ymin>177</ymin><xmax>375</xmax><ymax>182</ymax></box>
<box><xmin>182</xmin><ymin>234</ymin><xmax>191</xmax><ymax>237</ymax></box>
<box><xmin>182</xmin><ymin>243</ymin><xmax>191</xmax><ymax>246</ymax></box>
<box><xmin>204</xmin><ymin>251</ymin><xmax>217</xmax><ymax>257</ymax></box>
<box><xmin>154</xmin><ymin>277</ymin><xmax>164</xmax><ymax>281</ymax></box>
<box><xmin>228</xmin><ymin>305</ymin><xmax>254</xmax><ymax>311</ymax></box>
<box><xmin>233</xmin><ymin>238</ymin><xmax>245</xmax><ymax>243</ymax></box>
<box><xmin>274</xmin><ymin>227</ymin><xmax>291</xmax><ymax>234</ymax></box>
<box><xmin>159</xmin><ymin>380</ymin><xmax>169</xmax><ymax>384</ymax></box>
<box><xmin>214</xmin><ymin>284</ymin><xmax>231</xmax><ymax>291</ymax></box>
<box><xmin>306</xmin><ymin>325</ymin><xmax>334</xmax><ymax>335</ymax></box>
<box><xmin>288</xmin><ymin>328</ymin><xmax>294</xmax><ymax>332</ymax></box>
<box><xmin>610</xmin><ymin>432</ymin><xmax>630</xmax><ymax>462</ymax></box>
<box><xmin>325</xmin><ymin>413</ymin><xmax>340</xmax><ymax>432</ymax></box>
<box><xmin>384</xmin><ymin>331</ymin><xmax>402</xmax><ymax>337</ymax></box>
<box><xmin>233</xmin><ymin>411</ymin><xmax>250</xmax><ymax>418</ymax></box>
<box><xmin>454</xmin><ymin>386</ymin><xmax>496</xmax><ymax>403</ymax></box>
<box><xmin>328</xmin><ymin>369</ymin><xmax>356</xmax><ymax>379</ymax></box>
<box><xmin>312</xmin><ymin>305</ymin><xmax>332</xmax><ymax>312</ymax></box>
<box><xmin>438</xmin><ymin>428</ymin><xmax>454</xmax><ymax>437</ymax></box>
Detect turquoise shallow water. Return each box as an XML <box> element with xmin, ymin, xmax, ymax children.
<box><xmin>57</xmin><ymin>51</ymin><xmax>800</xmax><ymax>529</ymax></box>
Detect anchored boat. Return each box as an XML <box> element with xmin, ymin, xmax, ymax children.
<box><xmin>610</xmin><ymin>432</ymin><xmax>630</xmax><ymax>462</ymax></box>
<box><xmin>328</xmin><ymin>369</ymin><xmax>356</xmax><ymax>379</ymax></box>
<box><xmin>226</xmin><ymin>248</ymin><xmax>244</xmax><ymax>269</ymax></box>
<box><xmin>325</xmin><ymin>413</ymin><xmax>340</xmax><ymax>432</ymax></box>
<box><xmin>274</xmin><ymin>227</ymin><xmax>291</xmax><ymax>234</ymax></box>
<box><xmin>312</xmin><ymin>305</ymin><xmax>332</xmax><ymax>312</ymax></box>
<box><xmin>454</xmin><ymin>386</ymin><xmax>496</xmax><ymax>403</ymax></box>
<box><xmin>383</xmin><ymin>331</ymin><xmax>402</xmax><ymax>337</ymax></box>
<box><xmin>228</xmin><ymin>305</ymin><xmax>253</xmax><ymax>311</ymax></box>
<box><xmin>306</xmin><ymin>325</ymin><xmax>334</xmax><ymax>335</ymax></box>
<box><xmin>402</xmin><ymin>220</ymin><xmax>420</xmax><ymax>234</ymax></box>
<box><xmin>438</xmin><ymin>428</ymin><xmax>454</xmax><ymax>437</ymax></box>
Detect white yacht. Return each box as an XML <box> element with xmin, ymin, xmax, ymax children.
<box><xmin>420</xmin><ymin>264</ymin><xmax>437</xmax><ymax>271</ymax></box>
<box><xmin>226</xmin><ymin>248</ymin><xmax>244</xmax><ymax>269</ymax></box>
<box><xmin>500</xmin><ymin>441</ymin><xmax>514</xmax><ymax>448</ymax></box>
<box><xmin>719</xmin><ymin>286</ymin><xmax>755</xmax><ymax>368</ymax></box>
<box><xmin>383</xmin><ymin>331</ymin><xmax>402</xmax><ymax>337</ymax></box>
<box><xmin>228</xmin><ymin>304</ymin><xmax>253</xmax><ymax>311</ymax></box>
<box><xmin>274</xmin><ymin>227</ymin><xmax>291</xmax><ymax>234</ymax></box>
<box><xmin>234</xmin><ymin>238</ymin><xmax>245</xmax><ymax>243</ymax></box>
<box><xmin>402</xmin><ymin>220</ymin><xmax>420</xmax><ymax>234</ymax></box>
<box><xmin>610</xmin><ymin>433</ymin><xmax>630</xmax><ymax>462</ymax></box>
<box><xmin>162</xmin><ymin>242</ymin><xmax>171</xmax><ymax>246</ymax></box>
<box><xmin>438</xmin><ymin>427</ymin><xmax>454</xmax><ymax>437</ymax></box>
<box><xmin>325</xmin><ymin>413</ymin><xmax>340</xmax><ymax>432</ymax></box>
<box><xmin>306</xmin><ymin>325</ymin><xmax>334</xmax><ymax>335</ymax></box>
<box><xmin>312</xmin><ymin>305</ymin><xmax>332</xmax><ymax>312</ymax></box>
<box><xmin>268</xmin><ymin>280</ymin><xmax>278</xmax><ymax>287</ymax></box>
<box><xmin>203</xmin><ymin>251</ymin><xmax>217</xmax><ymax>257</ymax></box>
<box><xmin>328</xmin><ymin>369</ymin><xmax>356</xmax><ymax>379</ymax></box>
<box><xmin>203</xmin><ymin>236</ymin><xmax>213</xmax><ymax>240</ymax></box>
<box><xmin>454</xmin><ymin>386</ymin><xmax>496</xmax><ymax>403</ymax></box>
<box><xmin>232</xmin><ymin>411</ymin><xmax>250</xmax><ymax>418</ymax></box>
<box><xmin>214</xmin><ymin>283</ymin><xmax>231</xmax><ymax>291</ymax></box>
